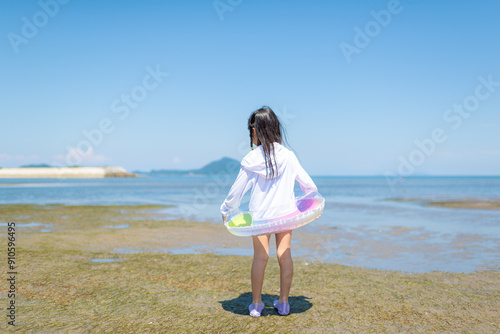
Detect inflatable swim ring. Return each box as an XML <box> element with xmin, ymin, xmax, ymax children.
<box><xmin>224</xmin><ymin>191</ymin><xmax>325</xmax><ymax>237</ymax></box>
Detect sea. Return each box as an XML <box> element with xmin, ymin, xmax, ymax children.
<box><xmin>1</xmin><ymin>176</ymin><xmax>499</xmax><ymax>273</ymax></box>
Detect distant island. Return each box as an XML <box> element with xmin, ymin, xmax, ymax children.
<box><xmin>0</xmin><ymin>166</ymin><xmax>137</xmax><ymax>178</ymax></box>
<box><xmin>19</xmin><ymin>163</ymin><xmax>53</xmax><ymax>168</ymax></box>
<box><xmin>134</xmin><ymin>157</ymin><xmax>240</xmax><ymax>176</ymax></box>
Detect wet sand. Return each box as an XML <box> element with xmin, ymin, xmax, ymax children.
<box><xmin>1</xmin><ymin>204</ymin><xmax>499</xmax><ymax>332</ymax></box>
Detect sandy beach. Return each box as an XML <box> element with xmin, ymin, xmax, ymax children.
<box><xmin>1</xmin><ymin>203</ymin><xmax>498</xmax><ymax>333</ymax></box>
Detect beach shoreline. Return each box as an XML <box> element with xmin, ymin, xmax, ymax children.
<box><xmin>1</xmin><ymin>203</ymin><xmax>499</xmax><ymax>332</ymax></box>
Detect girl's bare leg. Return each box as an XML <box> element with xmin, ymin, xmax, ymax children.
<box><xmin>275</xmin><ymin>230</ymin><xmax>293</xmax><ymax>303</ymax></box>
<box><xmin>251</xmin><ymin>234</ymin><xmax>270</xmax><ymax>305</ymax></box>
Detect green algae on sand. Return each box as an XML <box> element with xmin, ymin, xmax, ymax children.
<box><xmin>387</xmin><ymin>198</ymin><xmax>500</xmax><ymax>210</ymax></box>
<box><xmin>1</xmin><ymin>204</ymin><xmax>499</xmax><ymax>333</ymax></box>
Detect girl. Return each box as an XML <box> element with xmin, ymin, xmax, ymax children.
<box><xmin>220</xmin><ymin>106</ymin><xmax>318</xmax><ymax>317</ymax></box>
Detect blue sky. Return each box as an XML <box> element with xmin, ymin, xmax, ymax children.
<box><xmin>1</xmin><ymin>0</ymin><xmax>499</xmax><ymax>175</ymax></box>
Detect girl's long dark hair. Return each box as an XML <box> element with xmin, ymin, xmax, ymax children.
<box><xmin>247</xmin><ymin>106</ymin><xmax>287</xmax><ymax>178</ymax></box>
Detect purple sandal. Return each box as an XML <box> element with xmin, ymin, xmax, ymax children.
<box><xmin>273</xmin><ymin>300</ymin><xmax>290</xmax><ymax>316</ymax></box>
<box><xmin>249</xmin><ymin>302</ymin><xmax>265</xmax><ymax>317</ymax></box>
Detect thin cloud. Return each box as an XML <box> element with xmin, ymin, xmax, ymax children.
<box><xmin>481</xmin><ymin>123</ymin><xmax>498</xmax><ymax>128</ymax></box>
<box><xmin>53</xmin><ymin>147</ymin><xmax>110</xmax><ymax>166</ymax></box>
<box><xmin>480</xmin><ymin>149</ymin><xmax>500</xmax><ymax>155</ymax></box>
<box><xmin>0</xmin><ymin>153</ymin><xmax>39</xmax><ymax>163</ymax></box>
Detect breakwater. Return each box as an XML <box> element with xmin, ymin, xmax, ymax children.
<box><xmin>0</xmin><ymin>167</ymin><xmax>137</xmax><ymax>178</ymax></box>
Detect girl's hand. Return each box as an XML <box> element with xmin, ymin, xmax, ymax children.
<box><xmin>222</xmin><ymin>214</ymin><xmax>226</xmax><ymax>224</ymax></box>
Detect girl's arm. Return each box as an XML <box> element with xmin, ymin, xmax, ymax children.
<box><xmin>220</xmin><ymin>167</ymin><xmax>254</xmax><ymax>217</ymax></box>
<box><xmin>292</xmin><ymin>152</ymin><xmax>318</xmax><ymax>194</ymax></box>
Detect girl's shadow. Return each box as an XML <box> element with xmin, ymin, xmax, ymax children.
<box><xmin>219</xmin><ymin>292</ymin><xmax>312</xmax><ymax>315</ymax></box>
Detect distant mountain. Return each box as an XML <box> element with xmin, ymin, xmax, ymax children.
<box><xmin>196</xmin><ymin>157</ymin><xmax>240</xmax><ymax>174</ymax></box>
<box><xmin>134</xmin><ymin>157</ymin><xmax>240</xmax><ymax>176</ymax></box>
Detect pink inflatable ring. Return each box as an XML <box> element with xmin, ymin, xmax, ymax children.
<box><xmin>224</xmin><ymin>191</ymin><xmax>325</xmax><ymax>237</ymax></box>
